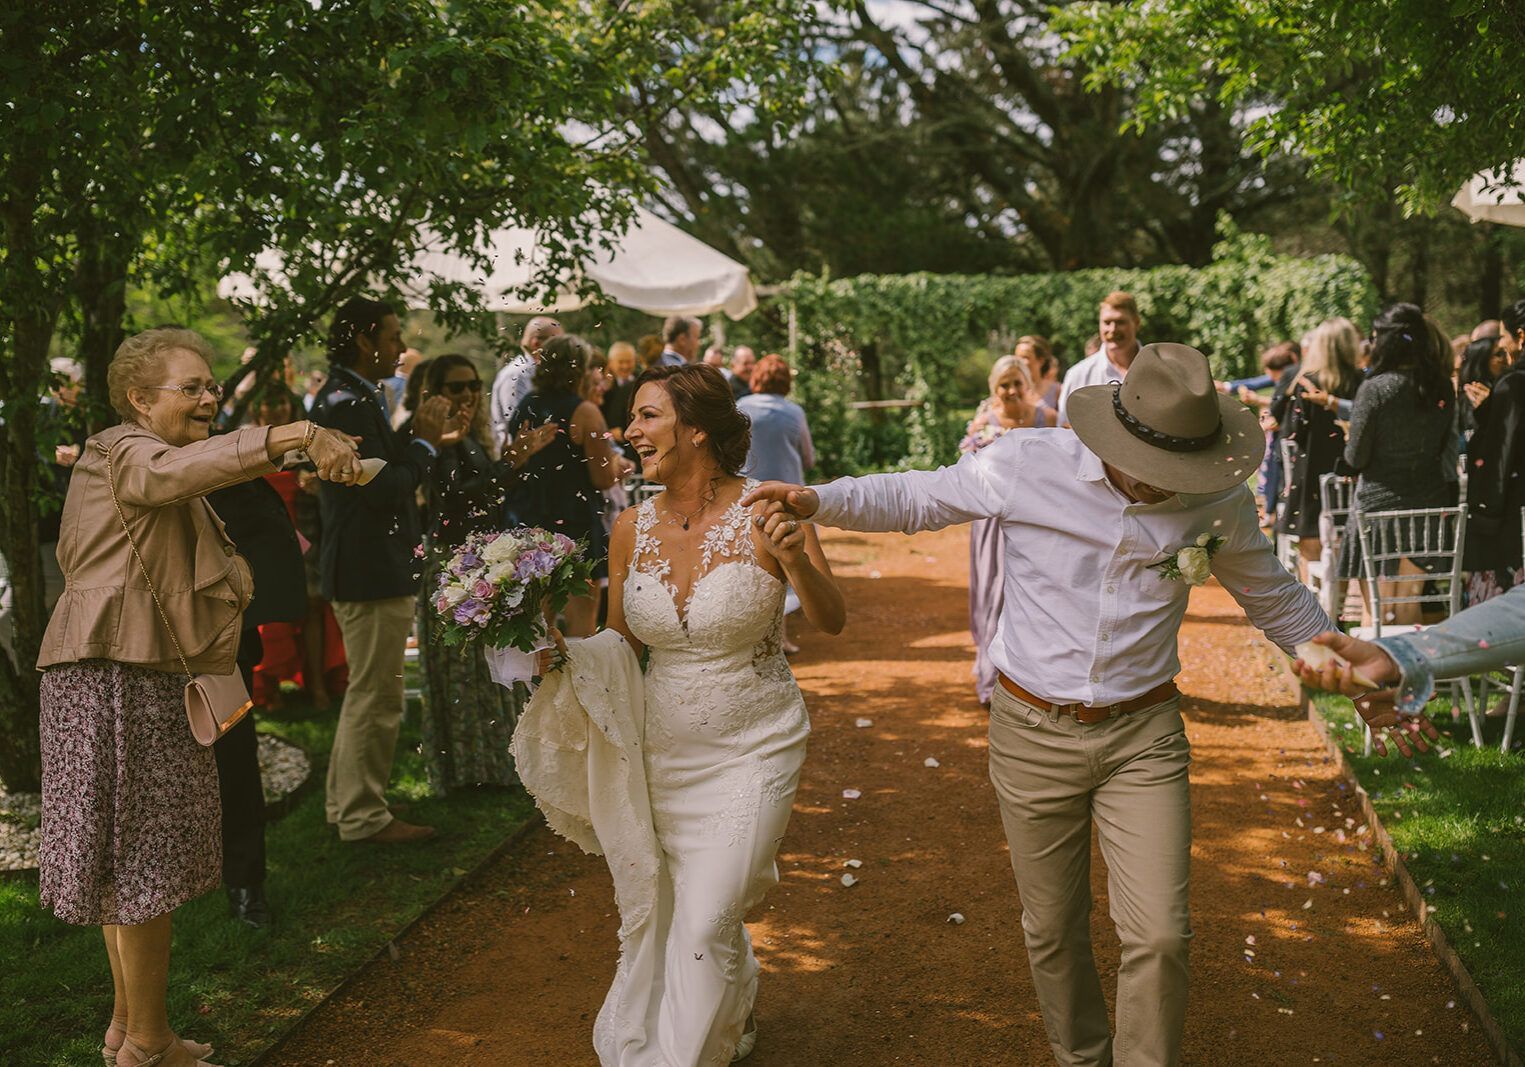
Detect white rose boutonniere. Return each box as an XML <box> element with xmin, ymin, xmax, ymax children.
<box><xmin>1150</xmin><ymin>532</ymin><xmax>1225</xmax><ymax>586</ymax></box>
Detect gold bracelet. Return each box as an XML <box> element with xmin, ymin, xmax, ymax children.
<box><xmin>302</xmin><ymin>420</ymin><xmax>318</xmax><ymax>453</ymax></box>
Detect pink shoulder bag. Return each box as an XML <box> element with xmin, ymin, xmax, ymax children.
<box><xmin>104</xmin><ymin>443</ymin><xmax>253</xmax><ymax>745</ymax></box>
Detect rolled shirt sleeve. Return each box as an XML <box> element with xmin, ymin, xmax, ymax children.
<box><xmin>812</xmin><ymin>438</ymin><xmax>1014</xmax><ymax>533</ymax></box>
<box><xmin>1207</xmin><ymin>487</ymin><xmax>1334</xmax><ymax>653</ymax></box>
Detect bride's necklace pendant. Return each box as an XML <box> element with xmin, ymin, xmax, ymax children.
<box><xmin>681</xmin><ymin>517</ymin><xmax>689</xmax><ymax>531</ymax></box>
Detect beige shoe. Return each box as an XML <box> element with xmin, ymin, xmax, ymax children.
<box><xmin>731</xmin><ymin>1015</ymin><xmax>758</xmax><ymax>1062</ymax></box>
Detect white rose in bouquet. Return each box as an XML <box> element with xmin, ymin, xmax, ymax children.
<box><xmin>482</xmin><ymin>533</ymin><xmax>522</xmax><ymax>566</ymax></box>
<box><xmin>439</xmin><ymin>582</ymin><xmax>470</xmax><ymax>608</ymax></box>
<box><xmin>1175</xmin><ymin>546</ymin><xmax>1212</xmax><ymax>585</ymax></box>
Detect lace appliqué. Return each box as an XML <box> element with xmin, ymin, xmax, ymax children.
<box><xmin>632</xmin><ymin>498</ymin><xmax>676</xmax><ymax>601</ymax></box>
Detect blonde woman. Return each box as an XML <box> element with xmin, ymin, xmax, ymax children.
<box><xmin>1275</xmin><ymin>318</ymin><xmax>1363</xmax><ymax>578</ymax></box>
<box><xmin>1015</xmin><ymin>334</ymin><xmax>1061</xmax><ymax>423</ymax></box>
<box><xmin>961</xmin><ymin>356</ymin><xmax>1057</xmax><ymax>704</ymax></box>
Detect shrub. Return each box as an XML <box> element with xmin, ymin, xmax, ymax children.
<box><xmin>761</xmin><ymin>223</ymin><xmax>1377</xmax><ymax>474</ymax></box>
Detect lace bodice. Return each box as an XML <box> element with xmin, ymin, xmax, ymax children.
<box><xmin>624</xmin><ymin>479</ymin><xmax>786</xmax><ymax>659</ymax></box>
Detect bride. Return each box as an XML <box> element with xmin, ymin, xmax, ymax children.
<box><xmin>568</xmin><ymin>363</ymin><xmax>845</xmax><ymax>1064</ymax></box>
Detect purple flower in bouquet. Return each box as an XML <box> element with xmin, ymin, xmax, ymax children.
<box><xmin>552</xmin><ymin>533</ymin><xmax>576</xmax><ymax>557</ymax></box>
<box><xmin>453</xmin><ymin>598</ymin><xmax>483</xmax><ymax>624</ymax></box>
<box><xmin>482</xmin><ymin>531</ymin><xmax>500</xmax><ymax>543</ymax></box>
<box><xmin>514</xmin><ymin>548</ymin><xmax>556</xmax><ymax>580</ymax></box>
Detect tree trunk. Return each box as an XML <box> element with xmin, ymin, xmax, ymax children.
<box><xmin>74</xmin><ymin>215</ymin><xmax>132</xmax><ymax>435</ymax></box>
<box><xmin>0</xmin><ymin>310</ymin><xmax>57</xmax><ymax>794</ymax></box>
<box><xmin>1480</xmin><ymin>224</ymin><xmax>1503</xmax><ymax>321</ymax></box>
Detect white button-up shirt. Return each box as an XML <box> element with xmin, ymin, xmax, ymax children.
<box><xmin>1057</xmin><ymin>346</ymin><xmax>1136</xmax><ymax>423</ymax></box>
<box><xmin>490</xmin><ymin>352</ymin><xmax>536</xmax><ymax>445</ymax></box>
<box><xmin>812</xmin><ymin>430</ymin><xmax>1330</xmax><ymax>706</ymax></box>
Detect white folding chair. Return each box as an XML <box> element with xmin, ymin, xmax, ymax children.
<box><xmin>1275</xmin><ymin>438</ymin><xmax>1299</xmax><ymax>573</ymax></box>
<box><xmin>1354</xmin><ymin>501</ymin><xmax>1479</xmax><ymax>749</ymax></box>
<box><xmin>1307</xmin><ymin>473</ymin><xmax>1358</xmax><ymax>622</ymax></box>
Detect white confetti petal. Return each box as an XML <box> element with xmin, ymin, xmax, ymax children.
<box><xmin>947</xmin><ymin>912</ymin><xmax>965</xmax><ymax>925</ymax></box>
<box><xmin>924</xmin><ymin>757</ymin><xmax>941</xmax><ymax>768</ymax></box>
<box><xmin>844</xmin><ymin>858</ymin><xmax>863</xmax><ymax>869</ymax></box>
<box><xmin>842</xmin><ymin>789</ymin><xmax>862</xmax><ymax>799</ymax></box>
<box><xmin>840</xmin><ymin>873</ymin><xmax>858</xmax><ymax>887</ymax></box>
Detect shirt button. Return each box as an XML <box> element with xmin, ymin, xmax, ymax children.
<box><xmin>1090</xmin><ymin>673</ymin><xmax>1101</xmax><ymax>683</ymax></box>
<box><xmin>1100</xmin><ymin>633</ymin><xmax>1110</xmax><ymax>641</ymax></box>
<box><xmin>1105</xmin><ymin>585</ymin><xmax>1116</xmax><ymax>594</ymax></box>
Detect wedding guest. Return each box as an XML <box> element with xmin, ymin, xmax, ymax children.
<box><xmin>380</xmin><ymin>347</ymin><xmax>423</xmax><ymax>416</ymax></box>
<box><xmin>1457</xmin><ymin>333</ymin><xmax>1507</xmax><ymax>441</ymax></box>
<box><xmin>508</xmin><ymin>334</ymin><xmax>629</xmax><ymax>635</ymax></box>
<box><xmin>1463</xmin><ymin>331</ymin><xmax>1525</xmax><ymax>606</ymax></box>
<box><xmin>1474</xmin><ymin>318</ymin><xmax>1504</xmax><ymax>342</ymax></box>
<box><xmin>312</xmin><ymin>297</ymin><xmax>457</xmax><ymax>845</ymax></box>
<box><xmin>253</xmin><ymin>388</ymin><xmax>343</xmax><ymax>711</ymax></box>
<box><xmin>490</xmin><ymin>315</ymin><xmax>562</xmax><ymax>449</ymax></box>
<box><xmin>658</xmin><ymin>315</ymin><xmax>701</xmax><ymax>367</ymax></box>
<box><xmin>702</xmin><ymin>343</ymin><xmax>726</xmax><ymax>368</ymax></box>
<box><xmin>1058</xmin><ymin>291</ymin><xmax>1142</xmax><ymax>423</ymax></box>
<box><xmin>40</xmin><ymin>356</ymin><xmax>86</xmax><ymax>611</ymax></box>
<box><xmin>746</xmin><ymin>343</ymin><xmax>1330</xmax><ymax>1067</ymax></box>
<box><xmin>1501</xmin><ymin>299</ymin><xmax>1525</xmax><ymax>364</ymax></box>
<box><xmin>1338</xmin><ymin>304</ymin><xmax>1457</xmax><ymax>627</ymax></box>
<box><xmin>411</xmin><ymin>354</ymin><xmax>557</xmax><ymax>792</ymax></box>
<box><xmin>302</xmin><ymin>368</ymin><xmax>327</xmax><ymax>412</ymax></box>
<box><xmin>1015</xmin><ymin>335</ymin><xmax>1061</xmax><ymax>423</ymax></box>
<box><xmin>207</xmin><ymin>450</ymin><xmax>308</xmax><ymax>929</ymax></box>
<box><xmin>1275</xmin><ymin>319</ymin><xmax>1363</xmax><ymax>580</ymax></box>
<box><xmin>1250</xmin><ymin>340</ymin><xmax>1302</xmax><ymax>521</ymax></box>
<box><xmin>959</xmin><ymin>355</ymin><xmax>1057</xmax><ymax>705</ymax></box>
<box><xmin>637</xmin><ymin>333</ymin><xmax>664</xmax><ymax>371</ymax></box>
<box><xmin>36</xmin><ymin>327</ymin><xmax>360</xmax><ymax>1067</ymax></box>
<box><xmin>1295</xmin><ymin>586</ymin><xmax>1525</xmax><ymax>755</ymax></box>
<box><xmin>390</xmin><ymin>352</ymin><xmax>430</xmax><ymax>430</ymax></box>
<box><xmin>603</xmin><ymin>341</ymin><xmax>640</xmax><ymax>446</ymax></box>
<box><xmin>729</xmin><ymin>344</ymin><xmax>757</xmax><ymax>401</ymax></box>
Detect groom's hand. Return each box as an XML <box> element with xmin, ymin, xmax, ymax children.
<box><xmin>1292</xmin><ymin>630</ymin><xmax>1399</xmax><ymax>696</ymax></box>
<box><xmin>741</xmin><ymin>480</ymin><xmax>819</xmax><ymax>519</ymax></box>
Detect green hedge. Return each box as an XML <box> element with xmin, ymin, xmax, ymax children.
<box><xmin>764</xmin><ymin>223</ymin><xmax>1378</xmax><ymax>475</ymax></box>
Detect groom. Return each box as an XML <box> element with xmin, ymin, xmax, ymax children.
<box><xmin>746</xmin><ymin>344</ymin><xmax>1331</xmax><ymax>1066</ymax></box>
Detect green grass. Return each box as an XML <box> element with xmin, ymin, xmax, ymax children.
<box><xmin>1312</xmin><ymin>684</ymin><xmax>1525</xmax><ymax>1048</ymax></box>
<box><xmin>0</xmin><ymin>692</ymin><xmax>535</xmax><ymax>1066</ymax></box>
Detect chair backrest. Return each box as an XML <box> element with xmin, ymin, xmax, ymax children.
<box><xmin>1318</xmin><ymin>473</ymin><xmax>1355</xmax><ymax>528</ymax></box>
<box><xmin>1355</xmin><ymin>503</ymin><xmax>1467</xmax><ymax>637</ymax></box>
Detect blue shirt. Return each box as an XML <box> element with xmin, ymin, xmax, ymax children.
<box><xmin>737</xmin><ymin>393</ymin><xmax>814</xmax><ymax>484</ymax></box>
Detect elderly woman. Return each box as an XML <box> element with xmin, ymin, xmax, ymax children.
<box><xmin>737</xmin><ymin>354</ymin><xmax>815</xmax><ymax>485</ymax></box>
<box><xmin>36</xmin><ymin>328</ymin><xmax>359</xmax><ymax>1067</ymax></box>
<box><xmin>960</xmin><ymin>355</ymin><xmax>1056</xmax><ymax>704</ymax></box>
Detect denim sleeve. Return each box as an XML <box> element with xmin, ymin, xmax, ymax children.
<box><xmin>1374</xmin><ymin>585</ymin><xmax>1525</xmax><ymax>713</ymax></box>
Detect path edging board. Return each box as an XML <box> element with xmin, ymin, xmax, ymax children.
<box><xmin>247</xmin><ymin>810</ymin><xmax>545</xmax><ymax>1067</ymax></box>
<box><xmin>1293</xmin><ymin>674</ymin><xmax>1521</xmax><ymax>1067</ymax></box>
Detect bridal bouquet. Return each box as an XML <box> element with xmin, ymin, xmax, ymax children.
<box><xmin>430</xmin><ymin>527</ymin><xmax>594</xmax><ymax>680</ymax></box>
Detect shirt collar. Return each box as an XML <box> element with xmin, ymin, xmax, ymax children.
<box><xmin>1076</xmin><ymin>443</ymin><xmax>1190</xmax><ymax>511</ymax></box>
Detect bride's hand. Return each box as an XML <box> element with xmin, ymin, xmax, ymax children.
<box><xmin>756</xmin><ymin>508</ymin><xmax>808</xmax><ymax>568</ymax></box>
<box><xmin>535</xmin><ymin>625</ymin><xmax>569</xmax><ymax>675</ymax></box>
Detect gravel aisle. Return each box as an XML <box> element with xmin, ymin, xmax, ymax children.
<box><xmin>268</xmin><ymin>527</ymin><xmax>1490</xmax><ymax>1065</ymax></box>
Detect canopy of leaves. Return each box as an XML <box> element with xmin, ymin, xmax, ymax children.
<box><xmin>1054</xmin><ymin>0</ymin><xmax>1525</xmax><ymax>212</ymax></box>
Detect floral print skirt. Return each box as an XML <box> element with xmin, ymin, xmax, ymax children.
<box><xmin>39</xmin><ymin>661</ymin><xmax>221</xmax><ymax>926</ymax></box>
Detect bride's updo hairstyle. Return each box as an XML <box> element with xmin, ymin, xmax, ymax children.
<box><xmin>635</xmin><ymin>363</ymin><xmax>752</xmax><ymax>476</ymax></box>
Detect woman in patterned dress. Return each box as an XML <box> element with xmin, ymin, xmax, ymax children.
<box><xmin>36</xmin><ymin>328</ymin><xmax>360</xmax><ymax>1067</ymax></box>
<box><xmin>962</xmin><ymin>355</ymin><xmax>1058</xmax><ymax>704</ymax></box>
<box><xmin>411</xmin><ymin>354</ymin><xmax>557</xmax><ymax>792</ymax></box>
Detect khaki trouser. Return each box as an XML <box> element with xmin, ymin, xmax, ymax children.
<box><xmin>987</xmin><ymin>682</ymin><xmax>1193</xmax><ymax>1067</ymax></box>
<box><xmin>326</xmin><ymin>596</ymin><xmax>415</xmax><ymax>840</ymax></box>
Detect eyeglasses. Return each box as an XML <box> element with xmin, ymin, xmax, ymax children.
<box><xmin>149</xmin><ymin>382</ymin><xmax>224</xmax><ymax>401</ymax></box>
<box><xmin>440</xmin><ymin>380</ymin><xmax>483</xmax><ymax>396</ymax></box>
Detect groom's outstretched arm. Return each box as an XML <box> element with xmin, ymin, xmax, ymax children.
<box><xmin>745</xmin><ymin>444</ymin><xmax>1012</xmax><ymax>534</ymax></box>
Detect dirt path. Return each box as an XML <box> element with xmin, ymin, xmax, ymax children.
<box><xmin>268</xmin><ymin>527</ymin><xmax>1491</xmax><ymax>1065</ymax></box>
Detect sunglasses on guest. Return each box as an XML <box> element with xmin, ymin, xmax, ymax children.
<box><xmin>436</xmin><ymin>380</ymin><xmax>483</xmax><ymax>396</ymax></box>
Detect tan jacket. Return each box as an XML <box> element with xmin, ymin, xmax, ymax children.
<box><xmin>37</xmin><ymin>423</ymin><xmax>279</xmax><ymax>675</ymax></box>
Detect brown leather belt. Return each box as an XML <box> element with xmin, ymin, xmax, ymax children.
<box><xmin>997</xmin><ymin>674</ymin><xmax>1180</xmax><ymax>724</ymax></box>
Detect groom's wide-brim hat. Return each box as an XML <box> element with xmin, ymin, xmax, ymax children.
<box><xmin>1067</xmin><ymin>342</ymin><xmax>1265</xmax><ymax>495</ymax></box>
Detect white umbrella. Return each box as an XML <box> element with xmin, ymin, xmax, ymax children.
<box><xmin>1452</xmin><ymin>160</ymin><xmax>1525</xmax><ymax>227</ymax></box>
<box><xmin>220</xmin><ymin>205</ymin><xmax>757</xmax><ymax>319</ymax></box>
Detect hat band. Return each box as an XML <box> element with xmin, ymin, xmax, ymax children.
<box><xmin>1111</xmin><ymin>383</ymin><xmax>1222</xmax><ymax>453</ymax></box>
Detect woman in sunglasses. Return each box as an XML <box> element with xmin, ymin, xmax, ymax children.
<box><xmin>407</xmin><ymin>354</ymin><xmax>558</xmax><ymax>793</ymax></box>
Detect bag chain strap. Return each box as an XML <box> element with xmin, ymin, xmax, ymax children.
<box><xmin>103</xmin><ymin>442</ymin><xmax>196</xmax><ymax>681</ymax></box>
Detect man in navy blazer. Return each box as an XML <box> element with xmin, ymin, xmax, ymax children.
<box><xmin>310</xmin><ymin>296</ymin><xmax>455</xmax><ymax>845</ymax></box>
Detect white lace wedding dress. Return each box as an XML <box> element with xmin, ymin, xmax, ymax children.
<box><xmin>599</xmin><ymin>481</ymin><xmax>809</xmax><ymax>1066</ymax></box>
